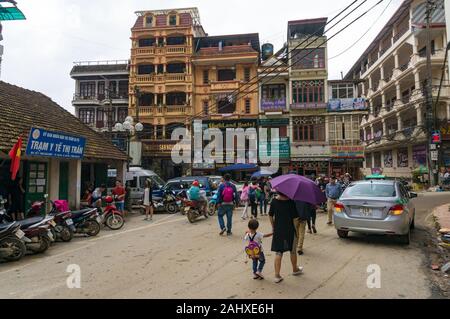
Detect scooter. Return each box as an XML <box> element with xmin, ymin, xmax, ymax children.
<box><xmin>0</xmin><ymin>221</ymin><xmax>26</xmax><ymax>262</ymax></box>
<box><xmin>208</xmin><ymin>191</ymin><xmax>219</xmax><ymax>216</ymax></box>
<box><xmin>183</xmin><ymin>198</ymin><xmax>208</xmax><ymax>224</ymax></box>
<box><xmin>99</xmin><ymin>196</ymin><xmax>125</xmax><ymax>230</ymax></box>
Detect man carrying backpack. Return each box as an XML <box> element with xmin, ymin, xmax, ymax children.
<box><xmin>217</xmin><ymin>174</ymin><xmax>239</xmax><ymax>236</ymax></box>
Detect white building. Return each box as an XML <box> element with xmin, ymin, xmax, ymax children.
<box><xmin>346</xmin><ymin>0</ymin><xmax>449</xmax><ymax>181</ymax></box>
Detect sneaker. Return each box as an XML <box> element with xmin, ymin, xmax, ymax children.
<box><xmin>307</xmin><ymin>229</ymin><xmax>313</xmax><ymax>234</ymax></box>
<box><xmin>253</xmin><ymin>274</ymin><xmax>260</xmax><ymax>280</ymax></box>
<box><xmin>227</xmin><ymin>232</ymin><xmax>233</xmax><ymax>236</ymax></box>
<box><xmin>293</xmin><ymin>267</ymin><xmax>304</xmax><ymax>276</ymax></box>
<box><xmin>219</xmin><ymin>228</ymin><xmax>227</xmax><ymax>236</ymax></box>
<box><xmin>312</xmin><ymin>226</ymin><xmax>317</xmax><ymax>234</ymax></box>
<box><xmin>297</xmin><ymin>250</ymin><xmax>304</xmax><ymax>256</ymax></box>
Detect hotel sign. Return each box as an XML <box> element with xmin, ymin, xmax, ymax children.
<box><xmin>331</xmin><ymin>146</ymin><xmax>365</xmax><ymax>158</ymax></box>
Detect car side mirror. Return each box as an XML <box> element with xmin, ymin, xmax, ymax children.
<box><xmin>409</xmin><ymin>192</ymin><xmax>418</xmax><ymax>199</ymax></box>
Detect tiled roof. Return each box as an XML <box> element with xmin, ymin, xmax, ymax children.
<box><xmin>0</xmin><ymin>81</ymin><xmax>128</xmax><ymax>161</ymax></box>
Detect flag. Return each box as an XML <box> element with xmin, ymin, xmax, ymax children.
<box><xmin>8</xmin><ymin>136</ymin><xmax>22</xmax><ymax>181</ymax></box>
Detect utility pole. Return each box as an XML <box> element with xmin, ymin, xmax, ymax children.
<box><xmin>425</xmin><ymin>0</ymin><xmax>437</xmax><ymax>186</ymax></box>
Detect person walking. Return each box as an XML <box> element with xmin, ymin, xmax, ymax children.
<box><xmin>258</xmin><ymin>177</ymin><xmax>268</xmax><ymax>216</ymax></box>
<box><xmin>307</xmin><ymin>205</ymin><xmax>318</xmax><ymax>234</ymax></box>
<box><xmin>269</xmin><ymin>191</ymin><xmax>304</xmax><ymax>283</ymax></box>
<box><xmin>143</xmin><ymin>179</ymin><xmax>154</xmax><ymax>221</ymax></box>
<box><xmin>248</xmin><ymin>180</ymin><xmax>260</xmax><ymax>219</ymax></box>
<box><xmin>325</xmin><ymin>177</ymin><xmax>342</xmax><ymax>225</ymax></box>
<box><xmin>244</xmin><ymin>219</ymin><xmax>272</xmax><ymax>280</ymax></box>
<box><xmin>217</xmin><ymin>174</ymin><xmax>239</xmax><ymax>236</ymax></box>
<box><xmin>240</xmin><ymin>181</ymin><xmax>250</xmax><ymax>220</ymax></box>
<box><xmin>294</xmin><ymin>200</ymin><xmax>314</xmax><ymax>255</ymax></box>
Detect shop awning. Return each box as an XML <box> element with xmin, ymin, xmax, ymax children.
<box><xmin>218</xmin><ymin>163</ymin><xmax>258</xmax><ymax>172</ymax></box>
<box><xmin>0</xmin><ymin>3</ymin><xmax>26</xmax><ymax>21</ymax></box>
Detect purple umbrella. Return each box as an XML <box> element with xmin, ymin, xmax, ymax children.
<box><xmin>271</xmin><ymin>174</ymin><xmax>326</xmax><ymax>205</ymax></box>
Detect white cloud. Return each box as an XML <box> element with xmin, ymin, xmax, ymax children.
<box><xmin>1</xmin><ymin>0</ymin><xmax>403</xmax><ymax>112</ymax></box>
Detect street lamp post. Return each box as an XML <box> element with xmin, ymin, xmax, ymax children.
<box><xmin>114</xmin><ymin>116</ymin><xmax>144</xmax><ymax>170</ymax></box>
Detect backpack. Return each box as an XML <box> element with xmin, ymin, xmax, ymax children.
<box><xmin>245</xmin><ymin>233</ymin><xmax>261</xmax><ymax>259</ymax></box>
<box><xmin>255</xmin><ymin>188</ymin><xmax>263</xmax><ymax>200</ymax></box>
<box><xmin>248</xmin><ymin>187</ymin><xmax>257</xmax><ymax>203</ymax></box>
<box><xmin>222</xmin><ymin>183</ymin><xmax>234</xmax><ymax>203</ymax></box>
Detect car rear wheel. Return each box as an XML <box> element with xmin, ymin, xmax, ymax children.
<box><xmin>399</xmin><ymin>231</ymin><xmax>410</xmax><ymax>245</ymax></box>
<box><xmin>337</xmin><ymin>230</ymin><xmax>349</xmax><ymax>239</ymax></box>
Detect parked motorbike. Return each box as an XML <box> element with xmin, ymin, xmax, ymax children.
<box><xmin>0</xmin><ymin>209</ymin><xmax>56</xmax><ymax>254</ymax></box>
<box><xmin>99</xmin><ymin>196</ymin><xmax>125</xmax><ymax>230</ymax></box>
<box><xmin>183</xmin><ymin>198</ymin><xmax>208</xmax><ymax>223</ymax></box>
<box><xmin>0</xmin><ymin>221</ymin><xmax>27</xmax><ymax>262</ymax></box>
<box><xmin>47</xmin><ymin>201</ymin><xmax>74</xmax><ymax>242</ymax></box>
<box><xmin>162</xmin><ymin>189</ymin><xmax>182</xmax><ymax>214</ymax></box>
<box><xmin>69</xmin><ymin>208</ymin><xmax>101</xmax><ymax>237</ymax></box>
<box><xmin>0</xmin><ymin>199</ymin><xmax>26</xmax><ymax>262</ymax></box>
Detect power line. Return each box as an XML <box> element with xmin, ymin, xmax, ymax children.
<box><xmin>329</xmin><ymin>0</ymin><xmax>393</xmax><ymax>60</ymax></box>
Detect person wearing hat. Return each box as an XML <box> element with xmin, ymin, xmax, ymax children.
<box><xmin>188</xmin><ymin>180</ymin><xmax>206</xmax><ymax>214</ymax></box>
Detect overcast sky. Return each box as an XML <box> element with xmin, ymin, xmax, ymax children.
<box><xmin>1</xmin><ymin>0</ymin><xmax>404</xmax><ymax>113</ymax></box>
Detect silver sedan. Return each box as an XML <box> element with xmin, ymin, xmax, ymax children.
<box><xmin>333</xmin><ymin>180</ymin><xmax>417</xmax><ymax>245</ymax></box>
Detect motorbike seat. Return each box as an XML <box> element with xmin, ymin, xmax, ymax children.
<box><xmin>15</xmin><ymin>217</ymin><xmax>45</xmax><ymax>229</ymax></box>
<box><xmin>0</xmin><ymin>222</ymin><xmax>16</xmax><ymax>233</ymax></box>
<box><xmin>70</xmin><ymin>209</ymin><xmax>95</xmax><ymax>218</ymax></box>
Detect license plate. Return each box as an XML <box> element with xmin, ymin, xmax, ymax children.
<box><xmin>66</xmin><ymin>219</ymin><xmax>74</xmax><ymax>226</ymax></box>
<box><xmin>49</xmin><ymin>220</ymin><xmax>56</xmax><ymax>227</ymax></box>
<box><xmin>96</xmin><ymin>216</ymin><xmax>102</xmax><ymax>223</ymax></box>
<box><xmin>15</xmin><ymin>229</ymin><xmax>25</xmax><ymax>239</ymax></box>
<box><xmin>360</xmin><ymin>207</ymin><xmax>373</xmax><ymax>217</ymax></box>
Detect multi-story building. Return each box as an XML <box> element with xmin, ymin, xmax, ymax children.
<box><xmin>345</xmin><ymin>0</ymin><xmax>449</xmax><ymax>181</ymax></box>
<box><xmin>70</xmin><ymin>60</ymin><xmax>130</xmax><ymax>150</ymax></box>
<box><xmin>191</xmin><ymin>33</ymin><xmax>260</xmax><ymax>175</ymax></box>
<box><xmin>327</xmin><ymin>80</ymin><xmax>368</xmax><ymax>179</ymax></box>
<box><xmin>258</xmin><ymin>44</ymin><xmax>291</xmax><ymax>173</ymax></box>
<box><xmin>287</xmin><ymin>18</ymin><xmax>330</xmax><ymax>178</ymax></box>
<box><xmin>129</xmin><ymin>8</ymin><xmax>206</xmax><ymax>179</ymax></box>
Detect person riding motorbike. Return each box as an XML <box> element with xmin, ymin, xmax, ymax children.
<box><xmin>187</xmin><ymin>181</ymin><xmax>207</xmax><ymax>213</ymax></box>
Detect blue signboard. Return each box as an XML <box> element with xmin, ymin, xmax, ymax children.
<box><xmin>328</xmin><ymin>98</ymin><xmax>367</xmax><ymax>112</ymax></box>
<box><xmin>26</xmin><ymin>128</ymin><xmax>86</xmax><ymax>159</ymax></box>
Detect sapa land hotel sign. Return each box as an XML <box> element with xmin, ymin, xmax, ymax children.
<box><xmin>26</xmin><ymin>128</ymin><xmax>86</xmax><ymax>160</ymax></box>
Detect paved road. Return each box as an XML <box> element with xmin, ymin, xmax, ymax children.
<box><xmin>0</xmin><ymin>192</ymin><xmax>449</xmax><ymax>299</ymax></box>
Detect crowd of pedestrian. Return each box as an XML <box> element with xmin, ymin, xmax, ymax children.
<box><xmin>211</xmin><ymin>171</ymin><xmax>352</xmax><ymax>283</ymax></box>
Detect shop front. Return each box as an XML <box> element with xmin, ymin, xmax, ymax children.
<box><xmin>0</xmin><ymin>81</ymin><xmax>128</xmax><ymax>213</ymax></box>
<box><xmin>330</xmin><ymin>145</ymin><xmax>365</xmax><ymax>180</ymax></box>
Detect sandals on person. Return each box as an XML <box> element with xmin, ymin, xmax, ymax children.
<box><xmin>293</xmin><ymin>267</ymin><xmax>304</xmax><ymax>276</ymax></box>
<box><xmin>274</xmin><ymin>276</ymin><xmax>284</xmax><ymax>284</ymax></box>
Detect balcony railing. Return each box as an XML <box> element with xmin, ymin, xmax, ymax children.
<box><xmin>210</xmin><ymin>80</ymin><xmax>240</xmax><ymax>91</ymax></box>
<box><xmin>379</xmin><ymin>43</ymin><xmax>392</xmax><ymax>57</ymax></box>
<box><xmin>133</xmin><ymin>73</ymin><xmax>188</xmax><ymax>84</ymax></box>
<box><xmin>393</xmin><ymin>26</ymin><xmax>409</xmax><ymax>43</ymax></box>
<box><xmin>73</xmin><ymin>93</ymin><xmax>128</xmax><ymax>102</ymax></box>
<box><xmin>138</xmin><ymin>105</ymin><xmax>193</xmax><ymax>116</ymax></box>
<box><xmin>261</xmin><ymin>98</ymin><xmax>287</xmax><ymax>111</ymax></box>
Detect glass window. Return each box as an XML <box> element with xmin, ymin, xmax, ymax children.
<box><xmin>169</xmin><ymin>15</ymin><xmax>177</xmax><ymax>26</ymax></box>
<box><xmin>245</xmin><ymin>100</ymin><xmax>251</xmax><ymax>114</ymax></box>
<box><xmin>203</xmin><ymin>70</ymin><xmax>209</xmax><ymax>84</ymax></box>
<box><xmin>344</xmin><ymin>184</ymin><xmax>396</xmax><ymax>198</ymax></box>
<box><xmin>292</xmin><ymin>80</ymin><xmax>324</xmax><ymax>104</ymax></box>
<box><xmin>203</xmin><ymin>101</ymin><xmax>209</xmax><ymax>115</ymax></box>
<box><xmin>145</xmin><ymin>16</ymin><xmax>153</xmax><ymax>26</ymax></box>
<box><xmin>244</xmin><ymin>68</ymin><xmax>251</xmax><ymax>82</ymax></box>
<box><xmin>138</xmin><ymin>64</ymin><xmax>155</xmax><ymax>74</ymax></box>
<box><xmin>139</xmin><ymin>38</ymin><xmax>156</xmax><ymax>47</ymax></box>
<box><xmin>218</xmin><ymin>69</ymin><xmax>235</xmax><ymax>81</ymax></box>
<box><xmin>79</xmin><ymin>109</ymin><xmax>94</xmax><ymax>124</ymax></box>
<box><xmin>166</xmin><ymin>36</ymin><xmax>186</xmax><ymax>45</ymax></box>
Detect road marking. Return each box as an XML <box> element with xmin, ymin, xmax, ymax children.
<box><xmin>0</xmin><ymin>215</ymin><xmax>186</xmax><ymax>275</ymax></box>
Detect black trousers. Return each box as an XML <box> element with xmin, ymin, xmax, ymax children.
<box><xmin>307</xmin><ymin>209</ymin><xmax>317</xmax><ymax>229</ymax></box>
<box><xmin>250</xmin><ymin>201</ymin><xmax>258</xmax><ymax>218</ymax></box>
